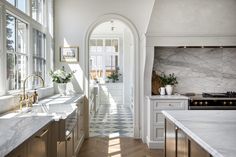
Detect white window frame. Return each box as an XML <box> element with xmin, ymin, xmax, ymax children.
<box><xmin>0</xmin><ymin>0</ymin><xmax>54</xmax><ymax>96</ymax></box>
<box><xmin>6</xmin><ymin>12</ymin><xmax>29</xmax><ymax>92</ymax></box>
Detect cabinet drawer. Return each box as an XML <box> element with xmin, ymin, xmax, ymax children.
<box><xmin>153</xmin><ymin>112</ymin><xmax>165</xmax><ymax>124</ymax></box>
<box><xmin>153</xmin><ymin>100</ymin><xmax>186</xmax><ymax>110</ymax></box>
<box><xmin>153</xmin><ymin>126</ymin><xmax>164</xmax><ymax>141</ymax></box>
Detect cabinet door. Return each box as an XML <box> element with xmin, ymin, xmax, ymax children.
<box><xmin>190</xmin><ymin>140</ymin><xmax>211</xmax><ymax>157</ymax></box>
<box><xmin>28</xmin><ymin>129</ymin><xmax>49</xmax><ymax>157</ymax></box>
<box><xmin>66</xmin><ymin>133</ymin><xmax>73</xmax><ymax>157</ymax></box>
<box><xmin>177</xmin><ymin>129</ymin><xmax>188</xmax><ymax>157</ymax></box>
<box><xmin>73</xmin><ymin>122</ymin><xmax>79</xmax><ymax>151</ymax></box>
<box><xmin>165</xmin><ymin>120</ymin><xmax>176</xmax><ymax>157</ymax></box>
<box><xmin>6</xmin><ymin>143</ymin><xmax>27</xmax><ymax>157</ymax></box>
<box><xmin>57</xmin><ymin>141</ymin><xmax>66</xmax><ymax>157</ymax></box>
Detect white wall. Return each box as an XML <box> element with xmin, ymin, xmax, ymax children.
<box><xmin>54</xmin><ymin>0</ymin><xmax>155</xmax><ymax>93</ymax></box>
<box><xmin>123</xmin><ymin>27</ymin><xmax>134</xmax><ymax>107</ymax></box>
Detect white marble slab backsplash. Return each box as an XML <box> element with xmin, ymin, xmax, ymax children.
<box><xmin>153</xmin><ymin>47</ymin><xmax>236</xmax><ymax>94</ymax></box>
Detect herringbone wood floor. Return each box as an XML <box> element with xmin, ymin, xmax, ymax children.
<box><xmin>78</xmin><ymin>137</ymin><xmax>163</xmax><ymax>157</ymax></box>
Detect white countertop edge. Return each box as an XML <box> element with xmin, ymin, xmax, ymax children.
<box><xmin>146</xmin><ymin>95</ymin><xmax>189</xmax><ymax>100</ymax></box>
<box><xmin>162</xmin><ymin>111</ymin><xmax>224</xmax><ymax>157</ymax></box>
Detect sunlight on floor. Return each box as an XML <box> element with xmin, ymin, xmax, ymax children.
<box><xmin>108</xmin><ymin>137</ymin><xmax>121</xmax><ymax>156</ymax></box>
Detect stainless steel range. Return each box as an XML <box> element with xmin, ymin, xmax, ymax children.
<box><xmin>189</xmin><ymin>92</ymin><xmax>236</xmax><ymax>110</ymax></box>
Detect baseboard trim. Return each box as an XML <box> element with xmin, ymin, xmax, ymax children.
<box><xmin>146</xmin><ymin>136</ymin><xmax>164</xmax><ymax>149</ymax></box>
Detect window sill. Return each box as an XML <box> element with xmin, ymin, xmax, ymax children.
<box><xmin>7</xmin><ymin>86</ymin><xmax>54</xmax><ymax>97</ymax></box>
<box><xmin>0</xmin><ymin>86</ymin><xmax>55</xmax><ymax>114</ymax></box>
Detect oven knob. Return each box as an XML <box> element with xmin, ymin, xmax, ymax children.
<box><xmin>199</xmin><ymin>102</ymin><xmax>203</xmax><ymax>105</ymax></box>
<box><xmin>205</xmin><ymin>101</ymin><xmax>208</xmax><ymax>105</ymax></box>
<box><xmin>223</xmin><ymin>101</ymin><xmax>227</xmax><ymax>105</ymax></box>
<box><xmin>194</xmin><ymin>102</ymin><xmax>198</xmax><ymax>105</ymax></box>
<box><xmin>230</xmin><ymin>101</ymin><xmax>233</xmax><ymax>105</ymax></box>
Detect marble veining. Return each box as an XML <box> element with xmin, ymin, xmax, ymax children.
<box><xmin>153</xmin><ymin>47</ymin><xmax>236</xmax><ymax>93</ymax></box>
<box><xmin>163</xmin><ymin>110</ymin><xmax>236</xmax><ymax>157</ymax></box>
<box><xmin>0</xmin><ymin>116</ymin><xmax>53</xmax><ymax>157</ymax></box>
<box><xmin>0</xmin><ymin>94</ymin><xmax>84</xmax><ymax>156</ymax></box>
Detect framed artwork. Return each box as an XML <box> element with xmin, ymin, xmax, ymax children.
<box><xmin>60</xmin><ymin>47</ymin><xmax>79</xmax><ymax>62</ymax></box>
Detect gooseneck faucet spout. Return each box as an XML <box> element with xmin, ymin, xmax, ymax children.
<box><xmin>23</xmin><ymin>74</ymin><xmax>45</xmax><ymax>100</ymax></box>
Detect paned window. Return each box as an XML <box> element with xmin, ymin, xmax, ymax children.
<box><xmin>6</xmin><ymin>0</ymin><xmax>27</xmax><ymax>13</ymax></box>
<box><xmin>89</xmin><ymin>38</ymin><xmax>119</xmax><ymax>79</ymax></box>
<box><xmin>6</xmin><ymin>13</ymin><xmax>28</xmax><ymax>90</ymax></box>
<box><xmin>32</xmin><ymin>0</ymin><xmax>44</xmax><ymax>24</ymax></box>
<box><xmin>33</xmin><ymin>29</ymin><xmax>46</xmax><ymax>87</ymax></box>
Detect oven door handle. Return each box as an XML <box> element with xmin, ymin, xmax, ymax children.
<box><xmin>189</xmin><ymin>106</ymin><xmax>236</xmax><ymax>110</ymax></box>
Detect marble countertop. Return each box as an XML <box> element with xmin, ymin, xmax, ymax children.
<box><xmin>147</xmin><ymin>95</ymin><xmax>189</xmax><ymax>100</ymax></box>
<box><xmin>163</xmin><ymin>110</ymin><xmax>236</xmax><ymax>157</ymax></box>
<box><xmin>0</xmin><ymin>93</ymin><xmax>84</xmax><ymax>156</ymax></box>
<box><xmin>38</xmin><ymin>93</ymin><xmax>84</xmax><ymax>105</ymax></box>
<box><xmin>0</xmin><ymin>116</ymin><xmax>53</xmax><ymax>157</ymax></box>
<box><xmin>0</xmin><ymin>94</ymin><xmax>84</xmax><ymax>121</ymax></box>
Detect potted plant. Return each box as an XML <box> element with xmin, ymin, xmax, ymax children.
<box><xmin>159</xmin><ymin>73</ymin><xmax>178</xmax><ymax>95</ymax></box>
<box><xmin>107</xmin><ymin>67</ymin><xmax>121</xmax><ymax>83</ymax></box>
<box><xmin>49</xmin><ymin>66</ymin><xmax>76</xmax><ymax>95</ymax></box>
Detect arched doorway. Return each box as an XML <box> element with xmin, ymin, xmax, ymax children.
<box><xmin>84</xmin><ymin>14</ymin><xmax>140</xmax><ymax>138</ymax></box>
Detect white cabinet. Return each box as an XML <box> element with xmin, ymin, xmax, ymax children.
<box><xmin>146</xmin><ymin>96</ymin><xmax>188</xmax><ymax>149</ymax></box>
<box><xmin>99</xmin><ymin>83</ymin><xmax>123</xmax><ymax>104</ymax></box>
<box><xmin>56</xmin><ymin>96</ymin><xmax>86</xmax><ymax>157</ymax></box>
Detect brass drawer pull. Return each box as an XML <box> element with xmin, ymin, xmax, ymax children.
<box><xmin>35</xmin><ymin>129</ymin><xmax>48</xmax><ymax>139</ymax></box>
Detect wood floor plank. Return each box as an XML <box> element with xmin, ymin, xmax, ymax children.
<box><xmin>78</xmin><ymin>137</ymin><xmax>163</xmax><ymax>157</ymax></box>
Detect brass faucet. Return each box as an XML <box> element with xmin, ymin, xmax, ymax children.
<box><xmin>20</xmin><ymin>74</ymin><xmax>45</xmax><ymax>108</ymax></box>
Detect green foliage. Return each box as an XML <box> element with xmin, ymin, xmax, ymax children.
<box><xmin>49</xmin><ymin>66</ymin><xmax>76</xmax><ymax>83</ymax></box>
<box><xmin>107</xmin><ymin>68</ymin><xmax>121</xmax><ymax>83</ymax></box>
<box><xmin>159</xmin><ymin>73</ymin><xmax>178</xmax><ymax>86</ymax></box>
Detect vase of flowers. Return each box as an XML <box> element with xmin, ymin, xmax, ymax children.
<box><xmin>159</xmin><ymin>73</ymin><xmax>178</xmax><ymax>95</ymax></box>
<box><xmin>49</xmin><ymin>66</ymin><xmax>76</xmax><ymax>95</ymax></box>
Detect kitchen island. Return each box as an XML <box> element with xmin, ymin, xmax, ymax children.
<box><xmin>163</xmin><ymin>110</ymin><xmax>236</xmax><ymax>157</ymax></box>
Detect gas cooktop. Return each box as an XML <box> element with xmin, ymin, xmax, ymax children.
<box><xmin>202</xmin><ymin>92</ymin><xmax>236</xmax><ymax>98</ymax></box>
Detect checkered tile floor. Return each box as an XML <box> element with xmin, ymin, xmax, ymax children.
<box><xmin>89</xmin><ymin>104</ymin><xmax>134</xmax><ymax>137</ymax></box>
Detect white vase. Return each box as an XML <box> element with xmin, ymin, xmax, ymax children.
<box><xmin>58</xmin><ymin>83</ymin><xmax>67</xmax><ymax>96</ymax></box>
<box><xmin>165</xmin><ymin>85</ymin><xmax>173</xmax><ymax>95</ymax></box>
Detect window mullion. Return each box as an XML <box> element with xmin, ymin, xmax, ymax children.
<box><xmin>0</xmin><ymin>5</ymin><xmax>7</xmax><ymax>96</ymax></box>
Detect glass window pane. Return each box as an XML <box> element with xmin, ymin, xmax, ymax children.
<box><xmin>17</xmin><ymin>0</ymin><xmax>27</xmax><ymax>13</ymax></box>
<box><xmin>17</xmin><ymin>20</ymin><xmax>27</xmax><ymax>54</ymax></box>
<box><xmin>33</xmin><ymin>58</ymin><xmax>45</xmax><ymax>87</ymax></box>
<box><xmin>89</xmin><ymin>40</ymin><xmax>96</xmax><ymax>46</ymax></box>
<box><xmin>105</xmin><ymin>40</ymin><xmax>111</xmax><ymax>46</ymax></box>
<box><xmin>97</xmin><ymin>39</ymin><xmax>103</xmax><ymax>46</ymax></box>
<box><xmin>6</xmin><ymin>14</ymin><xmax>16</xmax><ymax>51</ymax></box>
<box><xmin>32</xmin><ymin>0</ymin><xmax>43</xmax><ymax>24</ymax></box>
<box><xmin>7</xmin><ymin>53</ymin><xmax>16</xmax><ymax>90</ymax></box>
<box><xmin>33</xmin><ymin>29</ymin><xmax>45</xmax><ymax>58</ymax></box>
<box><xmin>112</xmin><ymin>39</ymin><xmax>118</xmax><ymax>52</ymax></box>
<box><xmin>16</xmin><ymin>55</ymin><xmax>27</xmax><ymax>89</ymax></box>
